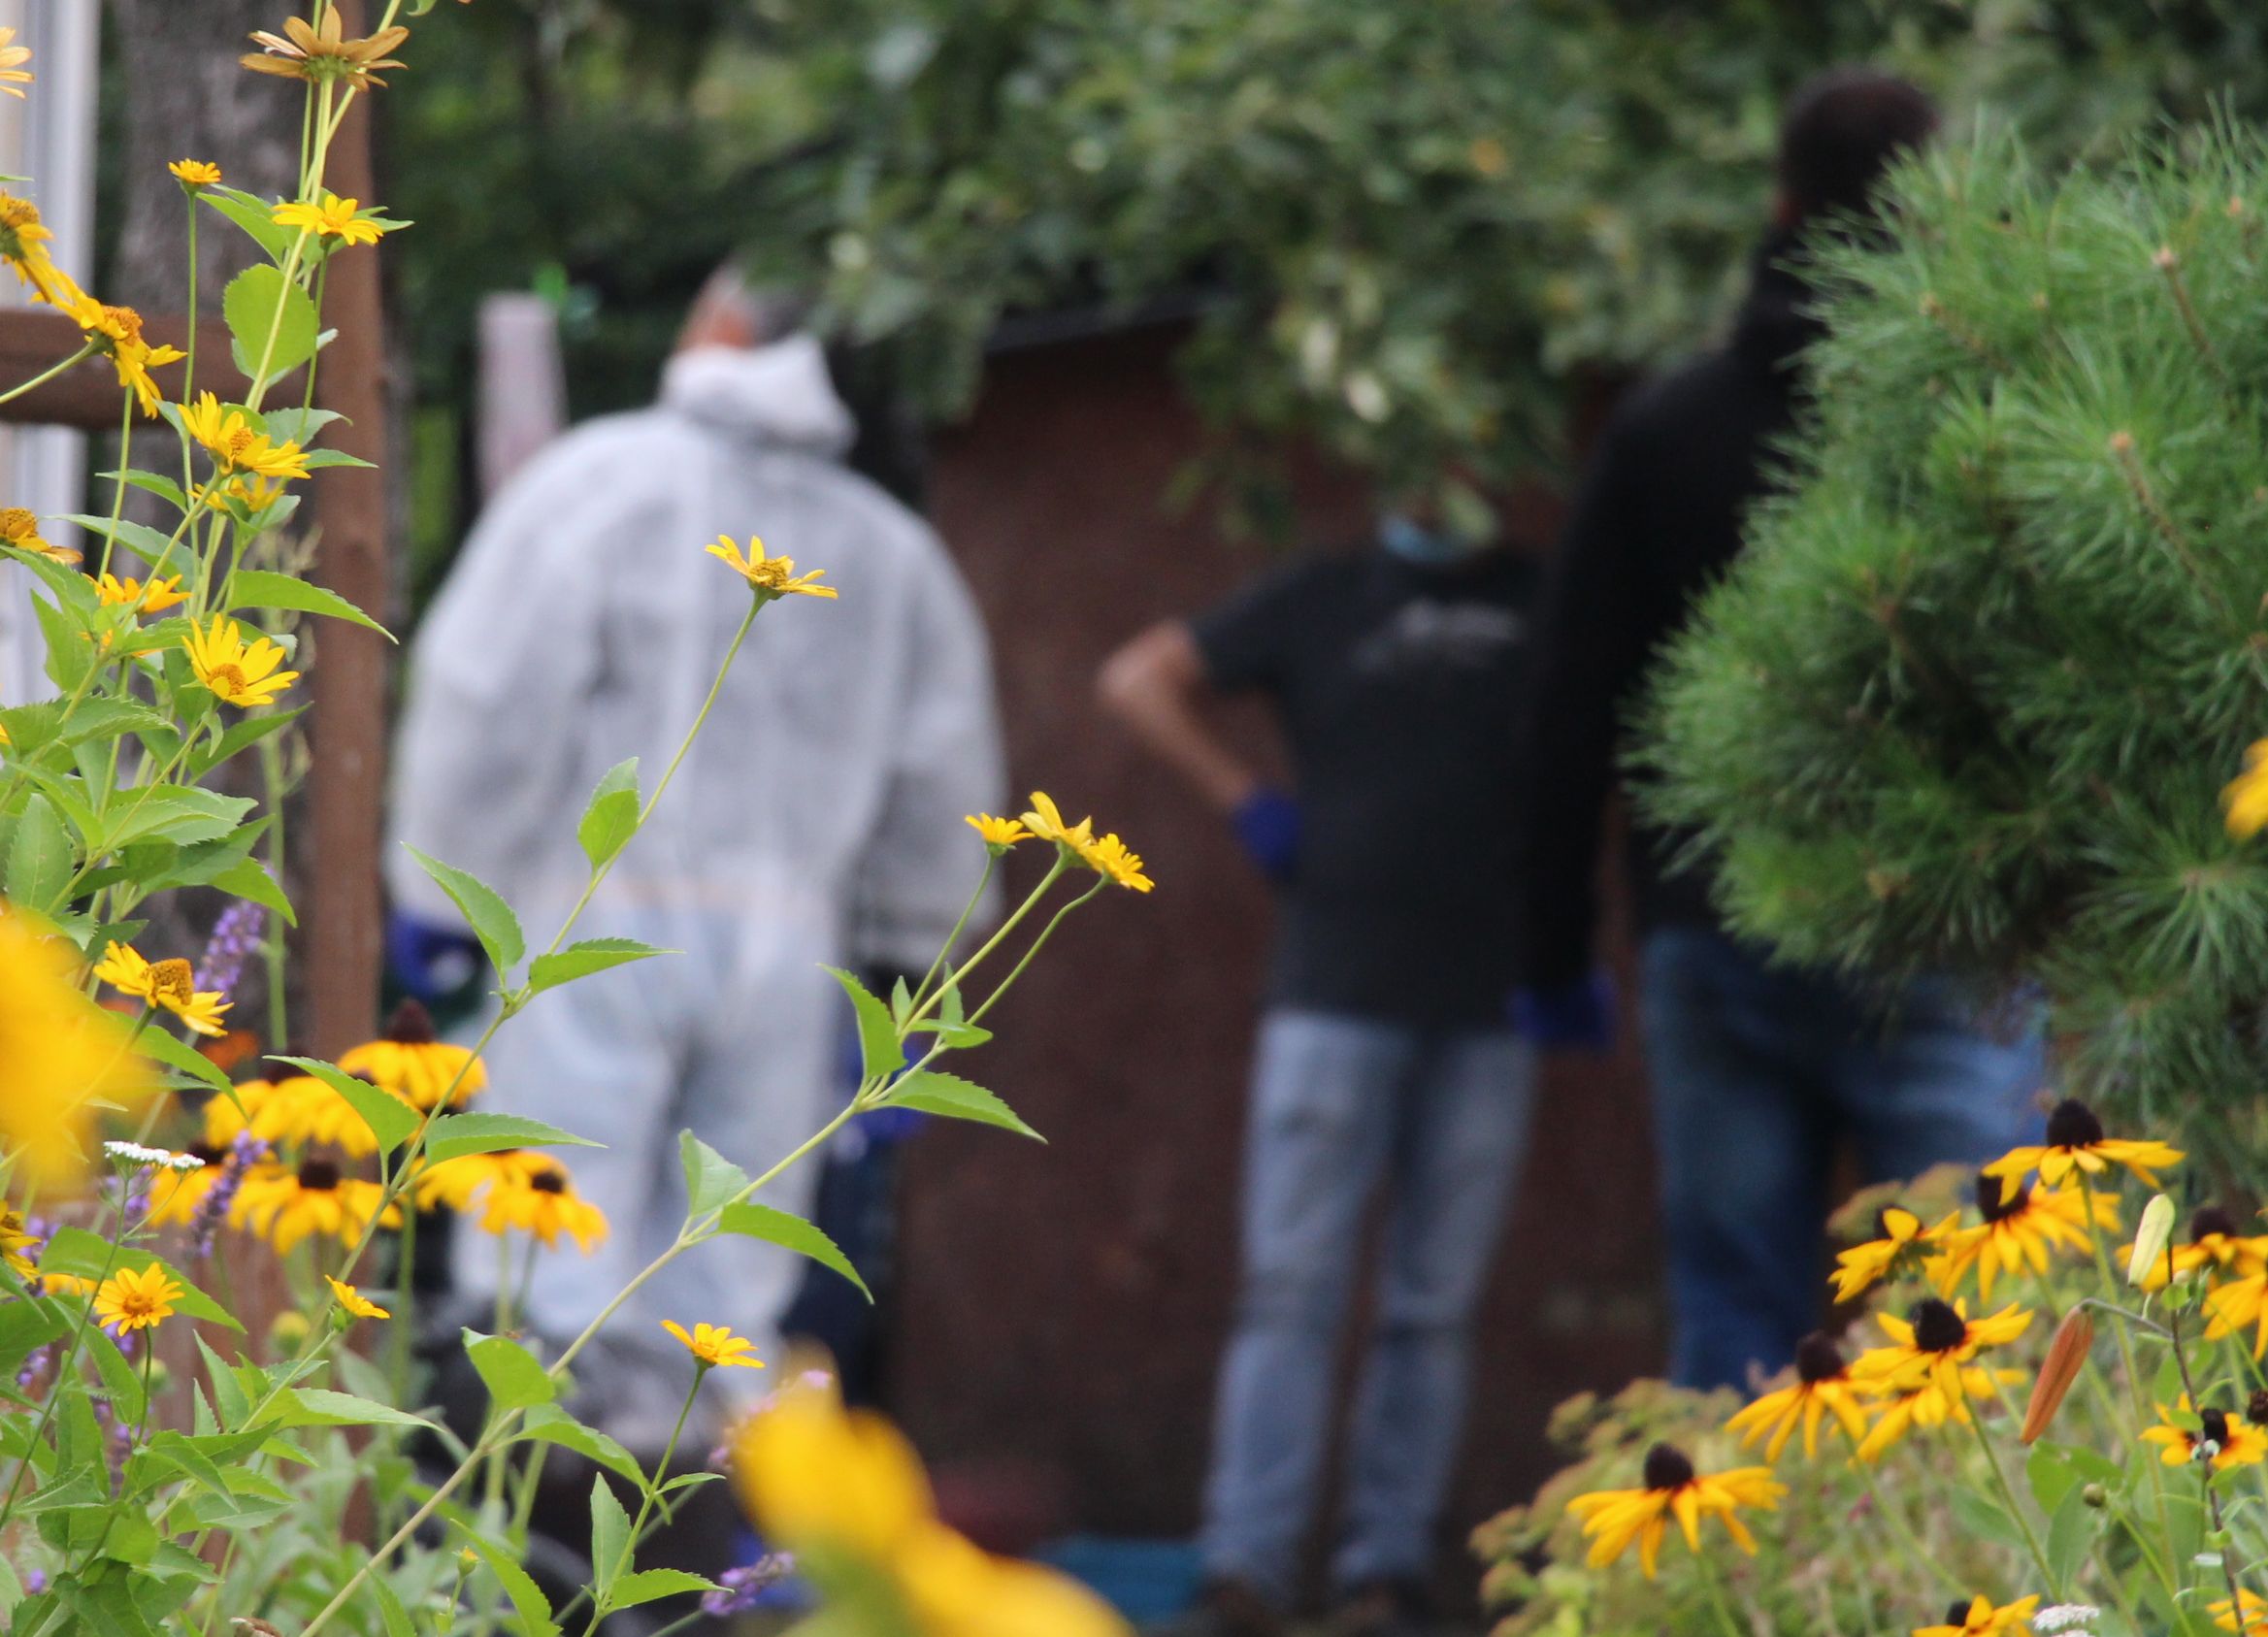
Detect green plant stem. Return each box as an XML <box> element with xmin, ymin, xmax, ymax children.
<box><xmin>904</xmin><ymin>850</ymin><xmax>1070</xmax><ymax>1029</ymax></box>
<box><xmin>0</xmin><ymin>340</ymin><xmax>95</xmax><ymax>408</ymax></box>
<box><xmin>1857</xmin><ymin>1458</ymin><xmax>1963</xmax><ymax>1595</ymax></box>
<box><xmin>968</xmin><ymin>873</ymin><xmax>1106</xmax><ymax>1025</ymax></box>
<box><xmin>260</xmin><ymin>732</ymin><xmax>290</xmax><ymax>1044</ymax></box>
<box><xmin>182</xmin><ymin>191</ymin><xmax>200</xmax><ymax>414</ymax></box>
<box><xmin>2085</xmin><ymin>1172</ymin><xmax>2182</xmax><ymax>1552</ymax></box>
<box><xmin>95</xmin><ymin>392</ymin><xmax>134</xmax><ymax>579</ymax></box>
<box><xmin>579</xmin><ymin>1375</ymin><xmax>702</xmax><ymax>1636</ymax></box>
<box><xmin>1960</xmin><ymin>1402</ymin><xmax>2058</xmax><ymax>1594</ymax></box>
<box><xmin>908</xmin><ymin>854</ymin><xmax>995</xmax><ymax>1009</ymax></box>
<box><xmin>2168</xmin><ymin>1300</ymin><xmax>2251</xmax><ymax>1620</ymax></box>
<box><xmin>1693</xmin><ymin>1553</ymin><xmax>1747</xmax><ymax>1637</ymax></box>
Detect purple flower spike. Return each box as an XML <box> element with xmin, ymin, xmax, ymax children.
<box><xmin>191</xmin><ymin>1131</ymin><xmax>267</xmax><ymax>1258</ymax></box>
<box><xmin>195</xmin><ymin>900</ymin><xmax>267</xmax><ymax>1002</ymax></box>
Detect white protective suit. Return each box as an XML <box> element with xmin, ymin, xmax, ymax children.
<box><xmin>388</xmin><ymin>338</ymin><xmax>1003</xmax><ymax>1441</ymax></box>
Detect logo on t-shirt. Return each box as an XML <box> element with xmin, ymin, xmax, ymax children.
<box><xmin>1352</xmin><ymin>600</ymin><xmax>1525</xmax><ymax>676</ymax></box>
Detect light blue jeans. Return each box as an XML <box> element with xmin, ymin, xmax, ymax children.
<box><xmin>1638</xmin><ymin>927</ymin><xmax>2045</xmax><ymax>1391</ymax></box>
<box><xmin>1200</xmin><ymin>1009</ymin><xmax>1537</xmax><ymax>1602</ymax></box>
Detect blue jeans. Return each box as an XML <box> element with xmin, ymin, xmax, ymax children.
<box><xmin>1638</xmin><ymin>927</ymin><xmax>2044</xmax><ymax>1391</ymax></box>
<box><xmin>1200</xmin><ymin>1009</ymin><xmax>1537</xmax><ymax>1602</ymax></box>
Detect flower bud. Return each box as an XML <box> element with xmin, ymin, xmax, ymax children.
<box><xmin>2128</xmin><ymin>1194</ymin><xmax>2177</xmax><ymax>1287</ymax></box>
<box><xmin>2082</xmin><ymin>1483</ymin><xmax>2107</xmax><ymax>1508</ymax></box>
<box><xmin>268</xmin><ymin>1310</ymin><xmax>311</xmax><ymax>1352</ymax></box>
<box><xmin>2022</xmin><ymin>1307</ymin><xmax>2094</xmax><ymax>1445</ymax></box>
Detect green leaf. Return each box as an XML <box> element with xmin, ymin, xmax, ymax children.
<box><xmin>84</xmin><ymin>1327</ymin><xmax>147</xmax><ymax>1424</ymax></box>
<box><xmin>188</xmin><ymin>704</ymin><xmax>303</xmax><ymax>780</ymax></box>
<box><xmin>225</xmin><ymin>569</ymin><xmax>394</xmax><ymax>639</ymax></box>
<box><xmin>207</xmin><ymin>855</ymin><xmax>297</xmax><ymax>927</ymax></box>
<box><xmin>297</xmin><ymin>447</ymin><xmax>375</xmax><ymax>470</ymax></box>
<box><xmin>57</xmin><ymin>515</ymin><xmax>182</xmax><ymax>572</ymax></box>
<box><xmin>35</xmin><ymin>1232</ymin><xmax>243</xmax><ymax>1332</ymax></box>
<box><xmin>259</xmin><ymin>1388</ymin><xmax>437</xmax><ymax>1432</ymax></box>
<box><xmin>516</xmin><ymin>1404</ymin><xmax>643</xmax><ymax>1486</ymax></box>
<box><xmin>370</xmin><ymin>1575</ymin><xmax>418</xmax><ymax>1637</ymax></box>
<box><xmin>223</xmin><ymin>264</ymin><xmax>320</xmax><ymax>381</ymax></box>
<box><xmin>5</xmin><ymin>795</ymin><xmax>71</xmax><ymax>908</ymax></box>
<box><xmin>2047</xmin><ymin>1479</ymin><xmax>2099</xmax><ymax>1593</ymax></box>
<box><xmin>198</xmin><ymin>186</ymin><xmax>298</xmax><ymax>263</ymax></box>
<box><xmin>56</xmin><ymin>1567</ymin><xmax>158</xmax><ymax>1637</ymax></box>
<box><xmin>826</xmin><ymin>965</ymin><xmax>904</xmax><ymax>1079</ymax></box>
<box><xmin>716</xmin><ymin>1201</ymin><xmax>871</xmax><ymax>1300</ymax></box>
<box><xmin>260</xmin><ymin>407</ymin><xmax>342</xmax><ymax>445</ymax></box>
<box><xmin>609</xmin><ymin>1569</ymin><xmax>718</xmax><ymax>1609</ymax></box>
<box><xmin>463</xmin><ymin>1329</ymin><xmax>557</xmax><ymax>1412</ymax></box>
<box><xmin>589</xmin><ymin>1475</ymin><xmax>634</xmax><ymax>1599</ymax></box>
<box><xmin>887</xmin><ymin>1070</ymin><xmax>1042</xmax><ymax>1140</ymax></box>
<box><xmin>575</xmin><ymin>758</ymin><xmax>641</xmax><ymax>871</ymax></box>
<box><xmin>54</xmin><ymin>700</ymin><xmax>175</xmax><ymax>750</ymax></box>
<box><xmin>137</xmin><ymin>1029</ymin><xmax>233</xmax><ymax>1097</ymax></box>
<box><xmin>404</xmin><ymin>845</ymin><xmax>525</xmax><ymax>974</ymax></box>
<box><xmin>678</xmin><ymin>1131</ymin><xmax>749</xmax><ymax>1217</ymax></box>
<box><xmin>99</xmin><ymin>469</ymin><xmax>187</xmax><ymax>512</ymax></box>
<box><xmin>1947</xmin><ymin>1487</ymin><xmax>2026</xmax><ymax>1553</ymax></box>
<box><xmin>423</xmin><ymin>1112</ymin><xmax>596</xmax><ymax>1165</ymax></box>
<box><xmin>97</xmin><ymin>786</ymin><xmax>255</xmax><ymax>851</ymax></box>
<box><xmin>526</xmin><ymin>937</ymin><xmax>670</xmax><ymax>995</ymax></box>
<box><xmin>460</xmin><ymin>1527</ymin><xmax>559</xmax><ymax>1637</ymax></box>
<box><xmin>271</xmin><ymin>1055</ymin><xmax>419</xmax><ymax>1154</ymax></box>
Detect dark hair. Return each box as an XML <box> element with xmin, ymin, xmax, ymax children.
<box><xmin>1777</xmin><ymin>68</ymin><xmax>1938</xmax><ymax>225</ymax></box>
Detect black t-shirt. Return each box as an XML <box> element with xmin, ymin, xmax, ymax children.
<box><xmin>1190</xmin><ymin>545</ymin><xmax>1537</xmax><ymax>1027</ymax></box>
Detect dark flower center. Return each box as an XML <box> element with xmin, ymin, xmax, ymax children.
<box><xmin>1947</xmin><ymin>1601</ymin><xmax>1976</xmax><ymax>1627</ymax></box>
<box><xmin>2248</xmin><ymin>1389</ymin><xmax>2268</xmax><ymax>1425</ymax></box>
<box><xmin>1910</xmin><ymin>1298</ymin><xmax>1968</xmax><ymax>1354</ymax></box>
<box><xmin>1794</xmin><ymin>1330</ymin><xmax>1847</xmax><ymax>1384</ymax></box>
<box><xmin>528</xmin><ymin>1169</ymin><xmax>566</xmax><ymax>1195</ymax></box>
<box><xmin>2044</xmin><ymin>1097</ymin><xmax>2104</xmax><ymax>1150</ymax></box>
<box><xmin>189</xmin><ymin>1144</ymin><xmax>225</xmax><ymax>1166</ymax></box>
<box><xmin>1641</xmin><ymin>1442</ymin><xmax>1694</xmax><ymax>1491</ymax></box>
<box><xmin>2202</xmin><ymin>1408</ymin><xmax>2231</xmax><ymax>1447</ymax></box>
<box><xmin>2193</xmin><ymin>1206</ymin><xmax>2238</xmax><ymax>1242</ymax></box>
<box><xmin>1975</xmin><ymin>1171</ymin><xmax>2026</xmax><ymax>1223</ymax></box>
<box><xmin>385</xmin><ymin>997</ymin><xmax>437</xmax><ymax>1045</ymax></box>
<box><xmin>297</xmin><ymin>1159</ymin><xmax>342</xmax><ymax>1191</ymax></box>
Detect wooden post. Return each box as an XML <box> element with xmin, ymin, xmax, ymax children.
<box><xmin>303</xmin><ymin>0</ymin><xmax>390</xmax><ymax>1058</ymax></box>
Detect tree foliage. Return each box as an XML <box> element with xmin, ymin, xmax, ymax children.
<box><xmin>1639</xmin><ymin>122</ymin><xmax>2268</xmax><ymax>1173</ymax></box>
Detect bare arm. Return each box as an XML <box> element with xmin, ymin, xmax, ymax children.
<box><xmin>1096</xmin><ymin>620</ymin><xmax>1264</xmax><ymax>812</ymax></box>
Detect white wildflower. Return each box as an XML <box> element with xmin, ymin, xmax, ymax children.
<box><xmin>2033</xmin><ymin>1603</ymin><xmax>2100</xmax><ymax>1634</ymax></box>
<box><xmin>103</xmin><ymin>1140</ymin><xmax>205</xmax><ymax>1172</ymax></box>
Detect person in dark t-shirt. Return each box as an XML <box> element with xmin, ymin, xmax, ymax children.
<box><xmin>1098</xmin><ymin>516</ymin><xmax>1542</xmax><ymax>1637</ymax></box>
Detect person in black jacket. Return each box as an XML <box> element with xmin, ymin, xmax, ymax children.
<box><xmin>1512</xmin><ymin>70</ymin><xmax>2044</xmax><ymax>1391</ymax></box>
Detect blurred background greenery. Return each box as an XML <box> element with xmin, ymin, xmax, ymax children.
<box><xmin>382</xmin><ymin>0</ymin><xmax>2268</xmax><ymax>587</ymax></box>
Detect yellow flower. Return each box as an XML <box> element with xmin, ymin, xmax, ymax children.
<box><xmin>2127</xmin><ymin>1206</ymin><xmax>2268</xmax><ymax>1293</ymax></box>
<box><xmin>1982</xmin><ymin>1099</ymin><xmax>2183</xmax><ymax>1205</ymax></box>
<box><xmin>95</xmin><ymin>1263</ymin><xmax>182</xmax><ymax>1334</ymax></box>
<box><xmin>1564</xmin><ymin>1443</ymin><xmax>1785</xmax><ymax>1579</ymax></box>
<box><xmin>233</xmin><ymin>1158</ymin><xmax>401</xmax><ymax>1255</ymax></box>
<box><xmin>1914</xmin><ymin>1594</ymin><xmax>2041</xmax><ymax>1637</ymax></box>
<box><xmin>146</xmin><ymin>1147</ymin><xmax>225</xmax><ymax>1228</ymax></box>
<box><xmin>0</xmin><ymin>507</ymin><xmax>74</xmax><ymax>565</ymax></box>
<box><xmin>966</xmin><ymin>814</ymin><xmax>1029</xmax><ymax>849</ymax></box>
<box><xmin>2226</xmin><ymin>738</ymin><xmax>2268</xmax><ymax>839</ymax></box>
<box><xmin>92</xmin><ymin>940</ymin><xmax>232</xmax><ymax>1037</ymax></box>
<box><xmin>181</xmin><ymin>392</ymin><xmax>312</xmax><ymax>481</ymax></box>
<box><xmin>0</xmin><ymin>912</ymin><xmax>146</xmax><ymax>1189</ymax></box>
<box><xmin>730</xmin><ymin>1368</ymin><xmax>1130</xmax><ymax>1637</ymax></box>
<box><xmin>705</xmin><ymin>535</ymin><xmax>838</xmax><ymax>599</ymax></box>
<box><xmin>202</xmin><ymin>1075</ymin><xmax>325</xmax><ymax>1151</ymax></box>
<box><xmin>662</xmin><ymin>1320</ymin><xmax>765</xmax><ymax>1371</ymax></box>
<box><xmin>409</xmin><ymin>1147</ymin><xmax>557</xmax><ymax>1212</ymax></box>
<box><xmin>324</xmin><ymin>1275</ymin><xmax>389</xmax><ymax>1321</ymax></box>
<box><xmin>38</xmin><ymin>1271</ymin><xmax>95</xmax><ymax>1299</ymax></box>
<box><xmin>60</xmin><ymin>290</ymin><xmax>183</xmax><ymax>416</ymax></box>
<box><xmin>477</xmin><ymin>1160</ymin><xmax>608</xmax><ymax>1252</ymax></box>
<box><xmin>0</xmin><ymin>194</ymin><xmax>69</xmax><ymax>305</ymax></box>
<box><xmin>1852</xmin><ymin>1297</ymin><xmax>2032</xmax><ymax>1411</ymax></box>
<box><xmin>1830</xmin><ymin>1205</ymin><xmax>1957</xmax><ymax>1303</ymax></box>
<box><xmin>242</xmin><ymin>6</ymin><xmax>411</xmax><ymax>91</ymax></box>
<box><xmin>0</xmin><ymin>1205</ymin><xmax>41</xmax><ymax>1281</ymax></box>
<box><xmin>168</xmin><ymin>158</ymin><xmax>222</xmax><ymax>189</ymax></box>
<box><xmin>1934</xmin><ymin>1173</ymin><xmax>2117</xmax><ymax>1302</ymax></box>
<box><xmin>183</xmin><ymin>615</ymin><xmax>298</xmax><ymax>709</ymax></box>
<box><xmin>2215</xmin><ymin>1588</ymin><xmax>2268</xmax><ymax>1635</ymax></box>
<box><xmin>1086</xmin><ymin>832</ymin><xmax>1153</xmax><ymax>892</ymax></box>
<box><xmin>95</xmin><ymin>573</ymin><xmax>188</xmax><ymax>615</ymax></box>
<box><xmin>2209</xmin><ymin>1274</ymin><xmax>2268</xmax><ymax>1357</ymax></box>
<box><xmin>1019</xmin><ymin>791</ymin><xmax>1094</xmax><ymax>852</ymax></box>
<box><xmin>2141</xmin><ymin>1394</ymin><xmax>2268</xmax><ymax>1471</ymax></box>
<box><xmin>0</xmin><ymin>26</ymin><xmax>32</xmax><ymax>99</ymax></box>
<box><xmin>1724</xmin><ymin>1332</ymin><xmax>1871</xmax><ymax>1461</ymax></box>
<box><xmin>1853</xmin><ymin>1365</ymin><xmax>2024</xmax><ymax>1462</ymax></box>
<box><xmin>338</xmin><ymin>999</ymin><xmax>487</xmax><ymax>1111</ymax></box>
<box><xmin>272</xmin><ymin>191</ymin><xmax>391</xmax><ymax>247</ymax></box>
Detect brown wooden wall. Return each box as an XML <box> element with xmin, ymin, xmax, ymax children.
<box><xmin>892</xmin><ymin>323</ymin><xmax>1665</xmax><ymax>1587</ymax></box>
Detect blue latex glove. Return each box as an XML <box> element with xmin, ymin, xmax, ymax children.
<box><xmin>1511</xmin><ymin>969</ymin><xmax>1617</xmax><ymax>1053</ymax></box>
<box><xmin>1232</xmin><ymin>787</ymin><xmax>1300</xmax><ymax>884</ymax></box>
<box><xmin>385</xmin><ymin>910</ymin><xmax>484</xmax><ymax>1004</ymax></box>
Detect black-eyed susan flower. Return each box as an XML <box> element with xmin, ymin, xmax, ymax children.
<box><xmin>1934</xmin><ymin>1172</ymin><xmax>2116</xmax><ymax>1302</ymax></box>
<box><xmin>706</xmin><ymin>535</ymin><xmax>838</xmax><ymax>600</ymax></box>
<box><xmin>233</xmin><ymin>1157</ymin><xmax>400</xmax><ymax>1254</ymax></box>
<box><xmin>0</xmin><ymin>1205</ymin><xmax>41</xmax><ymax>1281</ymax></box>
<box><xmin>663</xmin><ymin>1320</ymin><xmax>765</xmax><ymax>1371</ymax></box>
<box><xmin>92</xmin><ymin>940</ymin><xmax>232</xmax><ymax>1037</ymax></box>
<box><xmin>1982</xmin><ymin>1098</ymin><xmax>2183</xmax><ymax>1205</ymax></box>
<box><xmin>966</xmin><ymin>813</ymin><xmax>1028</xmax><ymax>849</ymax></box>
<box><xmin>0</xmin><ymin>914</ymin><xmax>147</xmax><ymax>1188</ymax></box>
<box><xmin>168</xmin><ymin>158</ymin><xmax>221</xmax><ymax>189</ymax></box>
<box><xmin>1854</xmin><ymin>1363</ymin><xmax>2023</xmax><ymax>1463</ymax></box>
<box><xmin>338</xmin><ymin>998</ymin><xmax>486</xmax><ymax>1111</ymax></box>
<box><xmin>1853</xmin><ymin>1297</ymin><xmax>2032</xmax><ymax>1406</ymax></box>
<box><xmin>95</xmin><ymin>1263</ymin><xmax>181</xmax><ymax>1334</ymax></box>
<box><xmin>409</xmin><ymin>1147</ymin><xmax>557</xmax><ymax>1213</ymax></box>
<box><xmin>0</xmin><ymin>507</ymin><xmax>73</xmax><ymax>564</ymax></box>
<box><xmin>2206</xmin><ymin>1274</ymin><xmax>2268</xmax><ymax>1358</ymax></box>
<box><xmin>325</xmin><ymin>1275</ymin><xmax>389</xmax><ymax>1321</ymax></box>
<box><xmin>731</xmin><ymin>1368</ymin><xmax>1128</xmax><ymax>1636</ymax></box>
<box><xmin>202</xmin><ymin>1075</ymin><xmax>323</xmax><ymax>1151</ymax></box>
<box><xmin>241</xmin><ymin>7</ymin><xmax>410</xmax><ymax>91</ymax></box>
<box><xmin>477</xmin><ymin>1160</ymin><xmax>608</xmax><ymax>1252</ymax></box>
<box><xmin>2140</xmin><ymin>1394</ymin><xmax>2268</xmax><ymax>1472</ymax></box>
<box><xmin>289</xmin><ymin>1071</ymin><xmax>412</xmax><ymax>1158</ymax></box>
<box><xmin>147</xmin><ymin>1144</ymin><xmax>227</xmax><ymax>1228</ymax></box>
<box><xmin>2213</xmin><ymin>1588</ymin><xmax>2268</xmax><ymax>1634</ymax></box>
<box><xmin>96</xmin><ymin>573</ymin><xmax>187</xmax><ymax>615</ymax></box>
<box><xmin>271</xmin><ymin>191</ymin><xmax>392</xmax><ymax>247</ymax></box>
<box><xmin>1563</xmin><ymin>1443</ymin><xmax>1785</xmax><ymax>1579</ymax></box>
<box><xmin>183</xmin><ymin>615</ymin><xmax>299</xmax><ymax>709</ymax></box>
<box><xmin>1725</xmin><ymin>1331</ymin><xmax>1870</xmax><ymax>1461</ymax></box>
<box><xmin>0</xmin><ymin>27</ymin><xmax>32</xmax><ymax>98</ymax></box>
<box><xmin>181</xmin><ymin>393</ymin><xmax>312</xmax><ymax>482</ymax></box>
<box><xmin>2128</xmin><ymin>1206</ymin><xmax>2268</xmax><ymax>1293</ymax></box>
<box><xmin>1831</xmin><ymin>1205</ymin><xmax>1957</xmax><ymax>1303</ymax></box>
<box><xmin>1916</xmin><ymin>1594</ymin><xmax>2041</xmax><ymax>1637</ymax></box>
<box><xmin>60</xmin><ymin>290</ymin><xmax>183</xmax><ymax>416</ymax></box>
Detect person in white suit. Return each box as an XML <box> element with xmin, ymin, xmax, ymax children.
<box><xmin>387</xmin><ymin>270</ymin><xmax>1003</xmax><ymax>1451</ymax></box>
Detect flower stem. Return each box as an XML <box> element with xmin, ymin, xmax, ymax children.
<box><xmin>1959</xmin><ymin>1399</ymin><xmax>2058</xmax><ymax>1595</ymax></box>
<box><xmin>0</xmin><ymin>340</ymin><xmax>96</xmax><ymax>408</ymax></box>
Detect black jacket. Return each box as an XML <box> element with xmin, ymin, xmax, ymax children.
<box><xmin>1513</xmin><ymin>230</ymin><xmax>1822</xmax><ymax>988</ymax></box>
